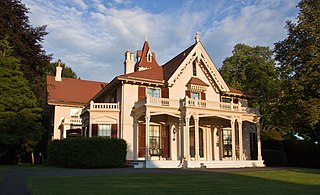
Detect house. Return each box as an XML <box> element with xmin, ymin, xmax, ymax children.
<box><xmin>78</xmin><ymin>33</ymin><xmax>264</xmax><ymax>168</ymax></box>
<box><xmin>46</xmin><ymin>60</ymin><xmax>107</xmax><ymax>140</ymax></box>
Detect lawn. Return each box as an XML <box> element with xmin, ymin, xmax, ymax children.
<box><xmin>27</xmin><ymin>169</ymin><xmax>320</xmax><ymax>195</ymax></box>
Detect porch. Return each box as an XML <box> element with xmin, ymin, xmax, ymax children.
<box><xmin>132</xmin><ymin>96</ymin><xmax>263</xmax><ymax>168</ymax></box>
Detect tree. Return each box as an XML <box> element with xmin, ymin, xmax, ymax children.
<box><xmin>220</xmin><ymin>43</ymin><xmax>280</xmax><ymax>111</ymax></box>
<box><xmin>46</xmin><ymin>61</ymin><xmax>78</xmax><ymax>79</ymax></box>
<box><xmin>0</xmin><ymin>38</ymin><xmax>44</xmax><ymax>163</ymax></box>
<box><xmin>0</xmin><ymin>0</ymin><xmax>51</xmax><ymax>105</ymax></box>
<box><xmin>274</xmin><ymin>0</ymin><xmax>320</xmax><ymax>142</ymax></box>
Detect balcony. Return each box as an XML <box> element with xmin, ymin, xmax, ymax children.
<box><xmin>135</xmin><ymin>96</ymin><xmax>258</xmax><ymax>114</ymax></box>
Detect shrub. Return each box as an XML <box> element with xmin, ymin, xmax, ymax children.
<box><xmin>47</xmin><ymin>137</ymin><xmax>127</xmax><ymax>168</ymax></box>
<box><xmin>282</xmin><ymin>140</ymin><xmax>320</xmax><ymax>168</ymax></box>
<box><xmin>262</xmin><ymin>139</ymin><xmax>284</xmax><ymax>151</ymax></box>
<box><xmin>262</xmin><ymin>149</ymin><xmax>287</xmax><ymax>167</ymax></box>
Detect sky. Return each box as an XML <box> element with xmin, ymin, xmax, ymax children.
<box><xmin>22</xmin><ymin>0</ymin><xmax>300</xmax><ymax>82</ymax></box>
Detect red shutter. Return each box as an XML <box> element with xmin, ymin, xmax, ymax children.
<box><xmin>138</xmin><ymin>86</ymin><xmax>146</xmax><ymax>101</ymax></box>
<box><xmin>161</xmin><ymin>88</ymin><xmax>169</xmax><ymax>98</ymax></box>
<box><xmin>92</xmin><ymin>124</ymin><xmax>98</xmax><ymax>137</ymax></box>
<box><xmin>201</xmin><ymin>92</ymin><xmax>206</xmax><ymax>100</ymax></box>
<box><xmin>138</xmin><ymin>124</ymin><xmax>146</xmax><ymax>157</ymax></box>
<box><xmin>161</xmin><ymin>124</ymin><xmax>170</xmax><ymax>159</ymax></box>
<box><xmin>111</xmin><ymin>124</ymin><xmax>117</xmax><ymax>138</ymax></box>
<box><xmin>185</xmin><ymin>90</ymin><xmax>191</xmax><ymax>98</ymax></box>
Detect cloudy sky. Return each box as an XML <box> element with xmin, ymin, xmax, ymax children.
<box><xmin>22</xmin><ymin>0</ymin><xmax>300</xmax><ymax>82</ymax></box>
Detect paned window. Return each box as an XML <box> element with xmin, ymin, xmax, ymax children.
<box><xmin>98</xmin><ymin>124</ymin><xmax>111</xmax><ymax>138</ymax></box>
<box><xmin>223</xmin><ymin>129</ymin><xmax>232</xmax><ymax>157</ymax></box>
<box><xmin>147</xmin><ymin>88</ymin><xmax>160</xmax><ymax>98</ymax></box>
<box><xmin>192</xmin><ymin>61</ymin><xmax>197</xmax><ymax>76</ymax></box>
<box><xmin>191</xmin><ymin>92</ymin><xmax>200</xmax><ymax>99</ymax></box>
<box><xmin>149</xmin><ymin>125</ymin><xmax>160</xmax><ymax>155</ymax></box>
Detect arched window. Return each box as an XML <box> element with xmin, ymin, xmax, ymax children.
<box><xmin>147</xmin><ymin>50</ymin><xmax>152</xmax><ymax>62</ymax></box>
<box><xmin>192</xmin><ymin>61</ymin><xmax>197</xmax><ymax>76</ymax></box>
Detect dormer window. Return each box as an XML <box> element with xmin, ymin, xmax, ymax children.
<box><xmin>192</xmin><ymin>61</ymin><xmax>197</xmax><ymax>76</ymax></box>
<box><xmin>147</xmin><ymin>50</ymin><xmax>152</xmax><ymax>62</ymax></box>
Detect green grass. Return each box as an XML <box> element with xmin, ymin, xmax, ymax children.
<box><xmin>27</xmin><ymin>169</ymin><xmax>320</xmax><ymax>195</ymax></box>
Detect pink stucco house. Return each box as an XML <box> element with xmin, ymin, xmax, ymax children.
<box><xmin>47</xmin><ymin>33</ymin><xmax>264</xmax><ymax>168</ymax></box>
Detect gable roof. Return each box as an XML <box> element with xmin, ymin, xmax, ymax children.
<box><xmin>121</xmin><ymin>66</ymin><xmax>164</xmax><ymax>82</ymax></box>
<box><xmin>162</xmin><ymin>43</ymin><xmax>197</xmax><ymax>81</ymax></box>
<box><xmin>135</xmin><ymin>40</ymin><xmax>160</xmax><ymax>70</ymax></box>
<box><xmin>187</xmin><ymin>77</ymin><xmax>209</xmax><ymax>86</ymax></box>
<box><xmin>47</xmin><ymin>76</ymin><xmax>107</xmax><ymax>106</ymax></box>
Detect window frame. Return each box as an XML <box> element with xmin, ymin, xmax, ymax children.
<box><xmin>147</xmin><ymin>88</ymin><xmax>160</xmax><ymax>98</ymax></box>
<box><xmin>98</xmin><ymin>124</ymin><xmax>111</xmax><ymax>138</ymax></box>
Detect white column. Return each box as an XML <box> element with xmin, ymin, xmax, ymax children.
<box><xmin>257</xmin><ymin>122</ymin><xmax>262</xmax><ymax>161</ymax></box>
<box><xmin>179</xmin><ymin>118</ymin><xmax>184</xmax><ymax>160</ymax></box>
<box><xmin>195</xmin><ymin>118</ymin><xmax>200</xmax><ymax>160</ymax></box>
<box><xmin>185</xmin><ymin>117</ymin><xmax>190</xmax><ymax>160</ymax></box>
<box><xmin>206</xmin><ymin>127</ymin><xmax>212</xmax><ymax>161</ymax></box>
<box><xmin>145</xmin><ymin>115</ymin><xmax>150</xmax><ymax>161</ymax></box>
<box><xmin>231</xmin><ymin>119</ymin><xmax>236</xmax><ymax>160</ymax></box>
<box><xmin>238</xmin><ymin>121</ymin><xmax>243</xmax><ymax>160</ymax></box>
<box><xmin>133</xmin><ymin>119</ymin><xmax>138</xmax><ymax>160</ymax></box>
<box><xmin>89</xmin><ymin>113</ymin><xmax>92</xmax><ymax>138</ymax></box>
<box><xmin>213</xmin><ymin>127</ymin><xmax>219</xmax><ymax>161</ymax></box>
<box><xmin>171</xmin><ymin>124</ymin><xmax>177</xmax><ymax>160</ymax></box>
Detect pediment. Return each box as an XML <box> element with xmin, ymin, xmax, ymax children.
<box><xmin>167</xmin><ymin>42</ymin><xmax>229</xmax><ymax>93</ymax></box>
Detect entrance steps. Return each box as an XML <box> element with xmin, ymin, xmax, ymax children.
<box><xmin>130</xmin><ymin>160</ymin><xmax>265</xmax><ymax>169</ymax></box>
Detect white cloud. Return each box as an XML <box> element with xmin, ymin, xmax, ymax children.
<box><xmin>22</xmin><ymin>0</ymin><xmax>299</xmax><ymax>82</ymax></box>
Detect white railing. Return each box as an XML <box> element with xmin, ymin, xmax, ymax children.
<box><xmin>90</xmin><ymin>101</ymin><xmax>119</xmax><ymax>110</ymax></box>
<box><xmin>135</xmin><ymin>96</ymin><xmax>180</xmax><ymax>108</ymax></box>
<box><xmin>135</xmin><ymin>96</ymin><xmax>258</xmax><ymax>114</ymax></box>
<box><xmin>183</xmin><ymin>97</ymin><xmax>242</xmax><ymax>111</ymax></box>
<box><xmin>63</xmin><ymin>117</ymin><xmax>82</xmax><ymax>124</ymax></box>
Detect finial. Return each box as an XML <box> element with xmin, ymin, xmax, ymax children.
<box><xmin>195</xmin><ymin>32</ymin><xmax>200</xmax><ymax>43</ymax></box>
<box><xmin>145</xmin><ymin>35</ymin><xmax>148</xmax><ymax>42</ymax></box>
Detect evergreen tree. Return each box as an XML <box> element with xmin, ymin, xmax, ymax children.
<box><xmin>274</xmin><ymin>0</ymin><xmax>320</xmax><ymax>142</ymax></box>
<box><xmin>0</xmin><ymin>0</ymin><xmax>51</xmax><ymax>105</ymax></box>
<box><xmin>0</xmin><ymin>38</ymin><xmax>43</xmax><ymax>163</ymax></box>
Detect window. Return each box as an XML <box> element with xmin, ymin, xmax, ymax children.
<box><xmin>147</xmin><ymin>50</ymin><xmax>152</xmax><ymax>62</ymax></box>
<box><xmin>149</xmin><ymin>125</ymin><xmax>160</xmax><ymax>155</ymax></box>
<box><xmin>192</xmin><ymin>61</ymin><xmax>197</xmax><ymax>76</ymax></box>
<box><xmin>223</xmin><ymin>129</ymin><xmax>232</xmax><ymax>157</ymax></box>
<box><xmin>222</xmin><ymin>97</ymin><xmax>232</xmax><ymax>103</ymax></box>
<box><xmin>191</xmin><ymin>92</ymin><xmax>200</xmax><ymax>99</ymax></box>
<box><xmin>98</xmin><ymin>124</ymin><xmax>111</xmax><ymax>138</ymax></box>
<box><xmin>147</xmin><ymin>88</ymin><xmax>160</xmax><ymax>98</ymax></box>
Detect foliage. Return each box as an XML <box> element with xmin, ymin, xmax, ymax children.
<box><xmin>262</xmin><ymin>149</ymin><xmax>287</xmax><ymax>167</ymax></box>
<box><xmin>47</xmin><ymin>137</ymin><xmax>127</xmax><ymax>168</ymax></box>
<box><xmin>0</xmin><ymin>0</ymin><xmax>51</xmax><ymax>104</ymax></box>
<box><xmin>262</xmin><ymin>139</ymin><xmax>284</xmax><ymax>151</ymax></box>
<box><xmin>46</xmin><ymin>61</ymin><xmax>78</xmax><ymax>79</ymax></box>
<box><xmin>282</xmin><ymin>140</ymin><xmax>320</xmax><ymax>168</ymax></box>
<box><xmin>0</xmin><ymin>38</ymin><xmax>44</xmax><ymax>164</ymax></box>
<box><xmin>220</xmin><ymin>44</ymin><xmax>280</xmax><ymax>131</ymax></box>
<box><xmin>274</xmin><ymin>0</ymin><xmax>320</xmax><ymax>142</ymax></box>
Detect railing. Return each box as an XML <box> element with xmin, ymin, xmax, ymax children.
<box><xmin>63</xmin><ymin>117</ymin><xmax>82</xmax><ymax>124</ymax></box>
<box><xmin>89</xmin><ymin>101</ymin><xmax>119</xmax><ymax>110</ymax></box>
<box><xmin>183</xmin><ymin>97</ymin><xmax>242</xmax><ymax>111</ymax></box>
<box><xmin>135</xmin><ymin>96</ymin><xmax>258</xmax><ymax>114</ymax></box>
<box><xmin>135</xmin><ymin>96</ymin><xmax>180</xmax><ymax>108</ymax></box>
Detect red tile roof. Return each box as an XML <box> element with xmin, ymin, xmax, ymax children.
<box><xmin>135</xmin><ymin>41</ymin><xmax>160</xmax><ymax>70</ymax></box>
<box><xmin>162</xmin><ymin>43</ymin><xmax>196</xmax><ymax>81</ymax></box>
<box><xmin>122</xmin><ymin>66</ymin><xmax>164</xmax><ymax>82</ymax></box>
<box><xmin>228</xmin><ymin>86</ymin><xmax>244</xmax><ymax>95</ymax></box>
<box><xmin>187</xmin><ymin>77</ymin><xmax>209</xmax><ymax>86</ymax></box>
<box><xmin>47</xmin><ymin>76</ymin><xmax>107</xmax><ymax>106</ymax></box>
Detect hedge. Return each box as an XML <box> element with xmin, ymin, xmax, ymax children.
<box><xmin>47</xmin><ymin>137</ymin><xmax>127</xmax><ymax>168</ymax></box>
<box><xmin>282</xmin><ymin>140</ymin><xmax>320</xmax><ymax>168</ymax></box>
<box><xmin>262</xmin><ymin>149</ymin><xmax>287</xmax><ymax>167</ymax></box>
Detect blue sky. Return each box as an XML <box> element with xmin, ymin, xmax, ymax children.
<box><xmin>22</xmin><ymin>0</ymin><xmax>300</xmax><ymax>82</ymax></box>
